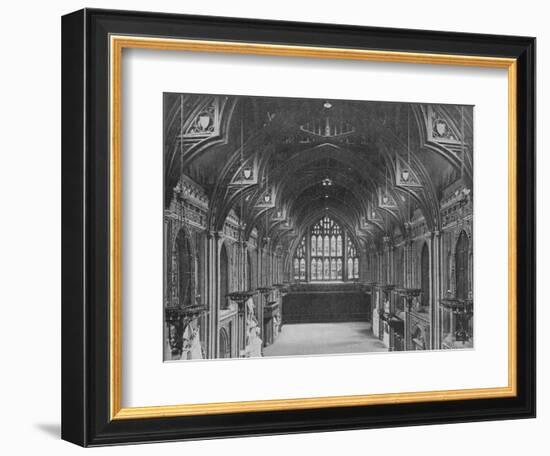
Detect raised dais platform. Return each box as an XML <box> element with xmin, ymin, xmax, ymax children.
<box><xmin>282</xmin><ymin>282</ymin><xmax>370</xmax><ymax>324</ymax></box>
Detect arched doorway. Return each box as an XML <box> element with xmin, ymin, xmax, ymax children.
<box><xmin>420</xmin><ymin>243</ymin><xmax>429</xmax><ymax>308</ymax></box>
<box><xmin>219</xmin><ymin>327</ymin><xmax>231</xmax><ymax>358</ymax></box>
<box><xmin>455</xmin><ymin>231</ymin><xmax>469</xmax><ymax>299</ymax></box>
<box><xmin>175</xmin><ymin>229</ymin><xmax>194</xmax><ymax>306</ymax></box>
<box><xmin>220</xmin><ymin>243</ymin><xmax>229</xmax><ymax>309</ymax></box>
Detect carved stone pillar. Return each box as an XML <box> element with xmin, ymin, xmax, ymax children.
<box><xmin>404</xmin><ymin>305</ymin><xmax>411</xmax><ymax>351</ymax></box>
<box><xmin>431</xmin><ymin>230</ymin><xmax>442</xmax><ymax>349</ymax></box>
<box><xmin>206</xmin><ymin>230</ymin><xmax>220</xmax><ymax>359</ymax></box>
<box><xmin>406</xmin><ymin>240</ymin><xmax>413</xmax><ymax>288</ymax></box>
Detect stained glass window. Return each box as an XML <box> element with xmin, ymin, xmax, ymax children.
<box><xmin>330</xmin><ymin>259</ymin><xmax>337</xmax><ymax>279</ymax></box>
<box><xmin>293</xmin><ymin>216</ymin><xmax>359</xmax><ymax>282</ymax></box>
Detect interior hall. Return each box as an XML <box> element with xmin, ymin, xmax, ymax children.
<box><xmin>163</xmin><ymin>94</ymin><xmax>473</xmax><ymax>361</ymax></box>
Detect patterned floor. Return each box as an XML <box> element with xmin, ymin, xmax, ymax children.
<box><xmin>263</xmin><ymin>321</ymin><xmax>388</xmax><ymax>357</ymax></box>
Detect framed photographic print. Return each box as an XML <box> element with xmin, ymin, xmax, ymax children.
<box><xmin>61</xmin><ymin>8</ymin><xmax>536</xmax><ymax>447</ymax></box>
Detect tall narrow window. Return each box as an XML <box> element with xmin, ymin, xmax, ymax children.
<box><xmin>220</xmin><ymin>243</ymin><xmax>229</xmax><ymax>309</ymax></box>
<box><xmin>421</xmin><ymin>242</ymin><xmax>429</xmax><ymax>307</ymax></box>
<box><xmin>219</xmin><ymin>327</ymin><xmax>231</xmax><ymax>358</ymax></box>
<box><xmin>347</xmin><ymin>237</ymin><xmax>359</xmax><ymax>280</ymax></box>
<box><xmin>293</xmin><ymin>237</ymin><xmax>306</xmax><ymax>281</ymax></box>
<box><xmin>292</xmin><ymin>215</ymin><xmax>358</xmax><ymax>282</ymax></box>
<box><xmin>455</xmin><ymin>231</ymin><xmax>469</xmax><ymax>299</ymax></box>
<box><xmin>174</xmin><ymin>229</ymin><xmax>194</xmax><ymax>306</ymax></box>
<box><xmin>330</xmin><ymin>258</ymin><xmax>337</xmax><ymax>279</ymax></box>
<box><xmin>247</xmin><ymin>251</ymin><xmax>253</xmax><ymax>291</ymax></box>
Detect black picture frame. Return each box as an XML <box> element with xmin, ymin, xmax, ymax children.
<box><xmin>62</xmin><ymin>8</ymin><xmax>535</xmax><ymax>447</ymax></box>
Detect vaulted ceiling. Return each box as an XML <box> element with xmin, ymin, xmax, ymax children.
<box><xmin>164</xmin><ymin>93</ymin><xmax>473</xmax><ymax>254</ymax></box>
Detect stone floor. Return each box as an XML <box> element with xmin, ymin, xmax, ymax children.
<box><xmin>263</xmin><ymin>321</ymin><xmax>388</xmax><ymax>357</ymax></box>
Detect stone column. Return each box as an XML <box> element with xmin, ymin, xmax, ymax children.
<box><xmin>430</xmin><ymin>230</ymin><xmax>442</xmax><ymax>349</ymax></box>
<box><xmin>305</xmin><ymin>231</ymin><xmax>311</xmax><ymax>282</ymax></box>
<box><xmin>205</xmin><ymin>230</ymin><xmax>219</xmax><ymax>359</ymax></box>
<box><xmin>343</xmin><ymin>231</ymin><xmax>348</xmax><ymax>281</ymax></box>
<box><xmin>407</xmin><ymin>240</ymin><xmax>414</xmax><ymax>288</ymax></box>
<box><xmin>267</xmin><ymin>245</ymin><xmax>272</xmax><ymax>286</ymax></box>
<box><xmin>404</xmin><ymin>299</ymin><xmax>410</xmax><ymax>351</ymax></box>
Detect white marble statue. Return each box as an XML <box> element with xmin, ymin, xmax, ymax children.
<box><xmin>189</xmin><ymin>326</ymin><xmax>203</xmax><ymax>360</ymax></box>
<box><xmin>273</xmin><ymin>312</ymin><xmax>281</xmax><ymax>338</ymax></box>
<box><xmin>180</xmin><ymin>324</ymin><xmax>192</xmax><ymax>360</ymax></box>
<box><xmin>181</xmin><ymin>320</ymin><xmax>204</xmax><ymax>360</ymax></box>
<box><xmin>244</xmin><ymin>298</ymin><xmax>263</xmax><ymax>357</ymax></box>
<box><xmin>245</xmin><ymin>325</ymin><xmax>263</xmax><ymax>358</ymax></box>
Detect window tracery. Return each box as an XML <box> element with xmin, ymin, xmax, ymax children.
<box><xmin>293</xmin><ymin>216</ymin><xmax>359</xmax><ymax>282</ymax></box>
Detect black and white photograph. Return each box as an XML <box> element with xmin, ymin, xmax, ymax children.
<box><xmin>163</xmin><ymin>93</ymin><xmax>474</xmax><ymax>361</ymax></box>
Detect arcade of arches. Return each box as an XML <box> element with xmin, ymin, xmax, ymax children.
<box><xmin>163</xmin><ymin>93</ymin><xmax>474</xmax><ymax>361</ymax></box>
